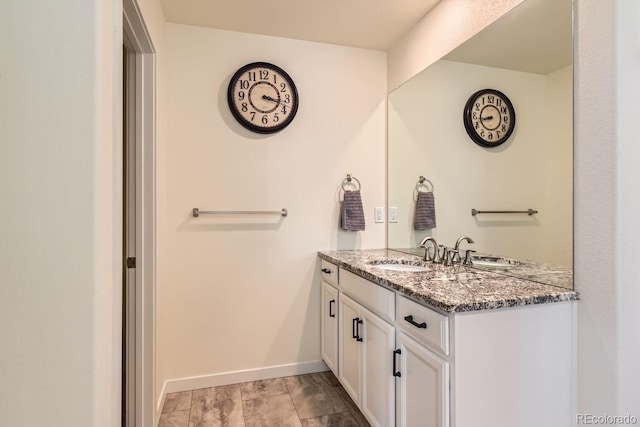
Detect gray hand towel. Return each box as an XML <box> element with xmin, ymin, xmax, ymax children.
<box><xmin>414</xmin><ymin>191</ymin><xmax>436</xmax><ymax>230</ymax></box>
<box><xmin>341</xmin><ymin>190</ymin><xmax>366</xmax><ymax>231</ymax></box>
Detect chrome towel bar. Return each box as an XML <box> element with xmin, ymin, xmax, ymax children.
<box><xmin>193</xmin><ymin>208</ymin><xmax>288</xmax><ymax>217</ymax></box>
<box><xmin>471</xmin><ymin>209</ymin><xmax>538</xmax><ymax>216</ymax></box>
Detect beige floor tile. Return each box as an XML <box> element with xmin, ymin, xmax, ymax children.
<box><xmin>159</xmin><ymin>409</ymin><xmax>190</xmax><ymax>427</ymax></box>
<box><xmin>333</xmin><ymin>386</ymin><xmax>370</xmax><ymax>427</ymax></box>
<box><xmin>189</xmin><ymin>384</ymin><xmax>245</xmax><ymax>427</ymax></box>
<box><xmin>300</xmin><ymin>412</ymin><xmax>361</xmax><ymax>426</ymax></box>
<box><xmin>242</xmin><ymin>393</ymin><xmax>302</xmax><ymax>427</ymax></box>
<box><xmin>240</xmin><ymin>378</ymin><xmax>288</xmax><ymax>401</ymax></box>
<box><xmin>163</xmin><ymin>391</ymin><xmax>193</xmax><ymax>413</ymax></box>
<box><xmin>284</xmin><ymin>373</ymin><xmax>347</xmax><ymax>420</ymax></box>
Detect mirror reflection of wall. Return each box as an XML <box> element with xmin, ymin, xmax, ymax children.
<box><xmin>387</xmin><ymin>0</ymin><xmax>573</xmax><ymax>270</ymax></box>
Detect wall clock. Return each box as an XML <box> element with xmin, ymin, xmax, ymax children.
<box><xmin>463</xmin><ymin>88</ymin><xmax>516</xmax><ymax>147</ymax></box>
<box><xmin>227</xmin><ymin>62</ymin><xmax>299</xmax><ymax>134</ymax></box>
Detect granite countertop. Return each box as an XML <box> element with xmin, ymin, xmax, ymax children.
<box><xmin>318</xmin><ymin>249</ymin><xmax>579</xmax><ymax>314</ymax></box>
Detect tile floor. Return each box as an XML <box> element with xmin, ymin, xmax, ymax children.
<box><xmin>159</xmin><ymin>371</ymin><xmax>371</xmax><ymax>427</ymax></box>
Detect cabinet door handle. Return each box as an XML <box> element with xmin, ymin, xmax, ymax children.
<box><xmin>404</xmin><ymin>315</ymin><xmax>427</xmax><ymax>329</ymax></box>
<box><xmin>321</xmin><ymin>268</ymin><xmax>332</xmax><ymax>274</ymax></box>
<box><xmin>329</xmin><ymin>299</ymin><xmax>336</xmax><ymax>318</ymax></box>
<box><xmin>393</xmin><ymin>349</ymin><xmax>402</xmax><ymax>377</ymax></box>
<box><xmin>356</xmin><ymin>318</ymin><xmax>363</xmax><ymax>342</ymax></box>
<box><xmin>352</xmin><ymin>317</ymin><xmax>359</xmax><ymax>339</ymax></box>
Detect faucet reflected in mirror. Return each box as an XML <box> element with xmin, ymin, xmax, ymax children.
<box><xmin>387</xmin><ymin>0</ymin><xmax>573</xmax><ymax>289</ymax></box>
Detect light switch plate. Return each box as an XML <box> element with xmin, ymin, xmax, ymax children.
<box><xmin>389</xmin><ymin>207</ymin><xmax>398</xmax><ymax>223</ymax></box>
<box><xmin>374</xmin><ymin>207</ymin><xmax>385</xmax><ymax>223</ymax></box>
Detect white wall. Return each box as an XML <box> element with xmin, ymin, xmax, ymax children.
<box><xmin>0</xmin><ymin>0</ymin><xmax>119</xmax><ymax>425</ymax></box>
<box><xmin>157</xmin><ymin>24</ymin><xmax>386</xmax><ymax>392</ymax></box>
<box><xmin>575</xmin><ymin>0</ymin><xmax>640</xmax><ymax>419</ymax></box>
<box><xmin>388</xmin><ymin>60</ymin><xmax>572</xmax><ymax>267</ymax></box>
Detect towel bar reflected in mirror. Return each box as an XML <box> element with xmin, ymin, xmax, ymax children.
<box><xmin>471</xmin><ymin>209</ymin><xmax>538</xmax><ymax>216</ymax></box>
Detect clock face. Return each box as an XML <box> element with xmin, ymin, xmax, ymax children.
<box><xmin>463</xmin><ymin>89</ymin><xmax>516</xmax><ymax>147</ymax></box>
<box><xmin>227</xmin><ymin>62</ymin><xmax>299</xmax><ymax>134</ymax></box>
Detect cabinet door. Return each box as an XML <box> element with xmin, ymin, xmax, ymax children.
<box><xmin>321</xmin><ymin>281</ymin><xmax>339</xmax><ymax>375</ymax></box>
<box><xmin>338</xmin><ymin>294</ymin><xmax>361</xmax><ymax>405</ymax></box>
<box><xmin>361</xmin><ymin>306</ymin><xmax>396</xmax><ymax>427</ymax></box>
<box><xmin>396</xmin><ymin>331</ymin><xmax>449</xmax><ymax>427</ymax></box>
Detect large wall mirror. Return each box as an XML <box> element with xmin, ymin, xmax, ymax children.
<box><xmin>387</xmin><ymin>0</ymin><xmax>573</xmax><ymax>289</ymax></box>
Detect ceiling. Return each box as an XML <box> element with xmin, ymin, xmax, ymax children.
<box><xmin>159</xmin><ymin>0</ymin><xmax>442</xmax><ymax>51</ymax></box>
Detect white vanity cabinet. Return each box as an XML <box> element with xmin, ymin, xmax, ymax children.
<box><xmin>395</xmin><ymin>295</ymin><xmax>450</xmax><ymax>427</ymax></box>
<box><xmin>395</xmin><ymin>331</ymin><xmax>449</xmax><ymax>427</ymax></box>
<box><xmin>338</xmin><ymin>273</ymin><xmax>396</xmax><ymax>427</ymax></box>
<box><xmin>319</xmin><ymin>256</ymin><xmax>575</xmax><ymax>427</ymax></box>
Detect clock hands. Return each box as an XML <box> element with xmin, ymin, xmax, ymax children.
<box><xmin>262</xmin><ymin>94</ymin><xmax>289</xmax><ymax>107</ymax></box>
<box><xmin>480</xmin><ymin>115</ymin><xmax>494</xmax><ymax>121</ymax></box>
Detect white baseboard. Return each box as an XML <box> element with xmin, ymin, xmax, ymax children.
<box><xmin>156</xmin><ymin>360</ymin><xmax>328</xmax><ymax>415</ymax></box>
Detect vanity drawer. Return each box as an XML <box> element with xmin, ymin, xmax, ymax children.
<box><xmin>340</xmin><ymin>269</ymin><xmax>395</xmax><ymax>323</ymax></box>
<box><xmin>321</xmin><ymin>260</ymin><xmax>339</xmax><ymax>286</ymax></box>
<box><xmin>397</xmin><ymin>295</ymin><xmax>449</xmax><ymax>355</ymax></box>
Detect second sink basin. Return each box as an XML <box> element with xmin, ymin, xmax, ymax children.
<box><xmin>471</xmin><ymin>256</ymin><xmax>516</xmax><ymax>268</ymax></box>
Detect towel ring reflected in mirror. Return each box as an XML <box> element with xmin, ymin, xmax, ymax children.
<box><xmin>413</xmin><ymin>176</ymin><xmax>434</xmax><ymax>201</ymax></box>
<box><xmin>340</xmin><ymin>173</ymin><xmax>362</xmax><ymax>200</ymax></box>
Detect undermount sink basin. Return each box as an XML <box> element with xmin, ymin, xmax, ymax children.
<box><xmin>370</xmin><ymin>263</ymin><xmax>429</xmax><ymax>272</ymax></box>
<box><xmin>471</xmin><ymin>256</ymin><xmax>514</xmax><ymax>268</ymax></box>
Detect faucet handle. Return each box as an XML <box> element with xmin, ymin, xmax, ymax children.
<box><xmin>450</xmin><ymin>249</ymin><xmax>461</xmax><ymax>264</ymax></box>
<box><xmin>440</xmin><ymin>246</ymin><xmax>450</xmax><ymax>266</ymax></box>
<box><xmin>463</xmin><ymin>249</ymin><xmax>476</xmax><ymax>266</ymax></box>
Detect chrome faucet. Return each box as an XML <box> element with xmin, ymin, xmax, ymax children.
<box><xmin>419</xmin><ymin>236</ymin><xmax>440</xmax><ymax>263</ymax></box>
<box><xmin>453</xmin><ymin>236</ymin><xmax>475</xmax><ymax>264</ymax></box>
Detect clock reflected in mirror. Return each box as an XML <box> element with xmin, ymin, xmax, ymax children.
<box><xmin>463</xmin><ymin>88</ymin><xmax>516</xmax><ymax>147</ymax></box>
<box><xmin>227</xmin><ymin>62</ymin><xmax>299</xmax><ymax>134</ymax></box>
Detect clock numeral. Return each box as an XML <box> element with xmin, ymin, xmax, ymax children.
<box><xmin>472</xmin><ymin>112</ymin><xmax>478</xmax><ymax>120</ymax></box>
<box><xmin>240</xmin><ymin>80</ymin><xmax>250</xmax><ymax>90</ymax></box>
<box><xmin>284</xmin><ymin>94</ymin><xmax>291</xmax><ymax>103</ymax></box>
<box><xmin>262</xmin><ymin>115</ymin><xmax>269</xmax><ymax>125</ymax></box>
<box><xmin>504</xmin><ymin>116</ymin><xmax>509</xmax><ymax>123</ymax></box>
<box><xmin>475</xmin><ymin>103</ymin><xmax>480</xmax><ymax>111</ymax></box>
<box><xmin>480</xmin><ymin>130</ymin><xmax>485</xmax><ymax>137</ymax></box>
<box><xmin>241</xmin><ymin>102</ymin><xmax>248</xmax><ymax>112</ymax></box>
<box><xmin>488</xmin><ymin>132</ymin><xmax>494</xmax><ymax>140</ymax></box>
<box><xmin>487</xmin><ymin>95</ymin><xmax>495</xmax><ymax>104</ymax></box>
<box><xmin>474</xmin><ymin>121</ymin><xmax>480</xmax><ymax>130</ymax></box>
<box><xmin>280</xmin><ymin>83</ymin><xmax>287</xmax><ymax>92</ymax></box>
<box><xmin>273</xmin><ymin>74</ymin><xmax>278</xmax><ymax>84</ymax></box>
<box><xmin>501</xmin><ymin>124</ymin><xmax>507</xmax><ymax>132</ymax></box>
<box><xmin>238</xmin><ymin>91</ymin><xmax>245</xmax><ymax>101</ymax></box>
<box><xmin>247</xmin><ymin>71</ymin><xmax>256</xmax><ymax>82</ymax></box>
<box><xmin>273</xmin><ymin>113</ymin><xmax>280</xmax><ymax>123</ymax></box>
<box><xmin>501</xmin><ymin>106</ymin><xmax>507</xmax><ymax>114</ymax></box>
<box><xmin>250</xmin><ymin>111</ymin><xmax>256</xmax><ymax>121</ymax></box>
<box><xmin>260</xmin><ymin>70</ymin><xmax>269</xmax><ymax>80</ymax></box>
<box><xmin>496</xmin><ymin>98</ymin><xmax>503</xmax><ymax>107</ymax></box>
<box><xmin>281</xmin><ymin>105</ymin><xmax>288</xmax><ymax>114</ymax></box>
<box><xmin>496</xmin><ymin>131</ymin><xmax>501</xmax><ymax>138</ymax></box>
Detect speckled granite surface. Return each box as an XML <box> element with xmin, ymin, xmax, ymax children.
<box><xmin>318</xmin><ymin>249</ymin><xmax>578</xmax><ymax>313</ymax></box>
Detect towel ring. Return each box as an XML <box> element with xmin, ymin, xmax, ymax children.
<box><xmin>339</xmin><ymin>174</ymin><xmax>362</xmax><ymax>201</ymax></box>
<box><xmin>341</xmin><ymin>174</ymin><xmax>361</xmax><ymax>192</ymax></box>
<box><xmin>413</xmin><ymin>176</ymin><xmax>434</xmax><ymax>201</ymax></box>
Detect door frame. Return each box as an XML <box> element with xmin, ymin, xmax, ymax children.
<box><xmin>122</xmin><ymin>1</ymin><xmax>156</xmax><ymax>426</ymax></box>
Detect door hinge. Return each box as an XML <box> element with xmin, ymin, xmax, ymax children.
<box><xmin>126</xmin><ymin>257</ymin><xmax>136</xmax><ymax>269</ymax></box>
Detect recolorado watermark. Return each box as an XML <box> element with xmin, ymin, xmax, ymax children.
<box><xmin>577</xmin><ymin>414</ymin><xmax>638</xmax><ymax>425</ymax></box>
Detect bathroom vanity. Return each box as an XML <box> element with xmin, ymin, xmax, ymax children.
<box><xmin>318</xmin><ymin>249</ymin><xmax>578</xmax><ymax>427</ymax></box>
